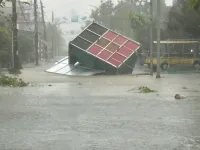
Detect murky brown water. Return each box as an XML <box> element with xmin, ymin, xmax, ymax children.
<box><xmin>0</xmin><ymin>67</ymin><xmax>200</xmax><ymax>149</ymax></box>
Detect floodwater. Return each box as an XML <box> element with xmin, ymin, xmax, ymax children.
<box><xmin>0</xmin><ymin>66</ymin><xmax>200</xmax><ymax>149</ymax></box>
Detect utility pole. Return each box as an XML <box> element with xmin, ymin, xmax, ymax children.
<box><xmin>149</xmin><ymin>0</ymin><xmax>153</xmax><ymax>76</ymax></box>
<box><xmin>52</xmin><ymin>11</ymin><xmax>54</xmax><ymax>58</ymax></box>
<box><xmin>12</xmin><ymin>0</ymin><xmax>21</xmax><ymax>69</ymax></box>
<box><xmin>40</xmin><ymin>0</ymin><xmax>48</xmax><ymax>60</ymax></box>
<box><xmin>156</xmin><ymin>0</ymin><xmax>161</xmax><ymax>78</ymax></box>
<box><xmin>108</xmin><ymin>0</ymin><xmax>112</xmax><ymax>28</ymax></box>
<box><xmin>130</xmin><ymin>0</ymin><xmax>134</xmax><ymax>39</ymax></box>
<box><xmin>34</xmin><ymin>0</ymin><xmax>39</xmax><ymax>65</ymax></box>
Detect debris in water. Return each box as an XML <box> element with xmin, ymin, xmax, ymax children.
<box><xmin>127</xmin><ymin>88</ymin><xmax>137</xmax><ymax>92</ymax></box>
<box><xmin>182</xmin><ymin>86</ymin><xmax>188</xmax><ymax>89</ymax></box>
<box><xmin>0</xmin><ymin>75</ymin><xmax>28</xmax><ymax>87</ymax></box>
<box><xmin>175</xmin><ymin>94</ymin><xmax>185</xmax><ymax>100</ymax></box>
<box><xmin>48</xmin><ymin>84</ymin><xmax>53</xmax><ymax>86</ymax></box>
<box><xmin>8</xmin><ymin>69</ymin><xmax>21</xmax><ymax>75</ymax></box>
<box><xmin>139</xmin><ymin>86</ymin><xmax>155</xmax><ymax>93</ymax></box>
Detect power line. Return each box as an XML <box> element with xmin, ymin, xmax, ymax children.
<box><xmin>40</xmin><ymin>0</ymin><xmax>48</xmax><ymax>59</ymax></box>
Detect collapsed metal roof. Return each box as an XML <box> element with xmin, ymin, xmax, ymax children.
<box><xmin>46</xmin><ymin>56</ymin><xmax>105</xmax><ymax>76</ymax></box>
<box><xmin>46</xmin><ymin>22</ymin><xmax>141</xmax><ymax>76</ymax></box>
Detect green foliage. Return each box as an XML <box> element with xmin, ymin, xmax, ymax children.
<box><xmin>129</xmin><ymin>13</ymin><xmax>149</xmax><ymax>29</ymax></box>
<box><xmin>166</xmin><ymin>0</ymin><xmax>200</xmax><ymax>38</ymax></box>
<box><xmin>189</xmin><ymin>0</ymin><xmax>200</xmax><ymax>10</ymax></box>
<box><xmin>0</xmin><ymin>26</ymin><xmax>35</xmax><ymax>65</ymax></box>
<box><xmin>85</xmin><ymin>0</ymin><xmax>167</xmax><ymax>52</ymax></box>
<box><xmin>0</xmin><ymin>75</ymin><xmax>28</xmax><ymax>87</ymax></box>
<box><xmin>0</xmin><ymin>25</ymin><xmax>12</xmax><ymax>67</ymax></box>
<box><xmin>18</xmin><ymin>30</ymin><xmax>34</xmax><ymax>63</ymax></box>
<box><xmin>0</xmin><ymin>0</ymin><xmax>12</xmax><ymax>23</ymax></box>
<box><xmin>8</xmin><ymin>68</ymin><xmax>21</xmax><ymax>75</ymax></box>
<box><xmin>0</xmin><ymin>28</ymin><xmax>34</xmax><ymax>66</ymax></box>
<box><xmin>139</xmin><ymin>86</ymin><xmax>155</xmax><ymax>93</ymax></box>
<box><xmin>0</xmin><ymin>51</ymin><xmax>11</xmax><ymax>66</ymax></box>
<box><xmin>46</xmin><ymin>23</ymin><xmax>64</xmax><ymax>57</ymax></box>
<box><xmin>0</xmin><ymin>25</ymin><xmax>11</xmax><ymax>40</ymax></box>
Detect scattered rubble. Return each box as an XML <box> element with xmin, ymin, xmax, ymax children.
<box><xmin>139</xmin><ymin>86</ymin><xmax>155</xmax><ymax>93</ymax></box>
<box><xmin>78</xmin><ymin>82</ymin><xmax>82</xmax><ymax>85</ymax></box>
<box><xmin>8</xmin><ymin>69</ymin><xmax>21</xmax><ymax>75</ymax></box>
<box><xmin>182</xmin><ymin>86</ymin><xmax>188</xmax><ymax>89</ymax></box>
<box><xmin>175</xmin><ymin>94</ymin><xmax>186</xmax><ymax>100</ymax></box>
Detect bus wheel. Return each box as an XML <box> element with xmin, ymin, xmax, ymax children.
<box><xmin>193</xmin><ymin>62</ymin><xmax>200</xmax><ymax>70</ymax></box>
<box><xmin>161</xmin><ymin>63</ymin><xmax>168</xmax><ymax>71</ymax></box>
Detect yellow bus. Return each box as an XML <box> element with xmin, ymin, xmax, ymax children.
<box><xmin>145</xmin><ymin>40</ymin><xmax>200</xmax><ymax>70</ymax></box>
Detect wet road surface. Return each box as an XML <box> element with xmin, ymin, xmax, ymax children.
<box><xmin>0</xmin><ymin>67</ymin><xmax>200</xmax><ymax>149</ymax></box>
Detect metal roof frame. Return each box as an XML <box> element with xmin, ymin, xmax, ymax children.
<box><xmin>70</xmin><ymin>21</ymin><xmax>141</xmax><ymax>68</ymax></box>
<box><xmin>154</xmin><ymin>40</ymin><xmax>200</xmax><ymax>44</ymax></box>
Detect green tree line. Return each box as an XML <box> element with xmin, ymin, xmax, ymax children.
<box><xmin>85</xmin><ymin>0</ymin><xmax>200</xmax><ymax>53</ymax></box>
<box><xmin>0</xmin><ymin>0</ymin><xmax>65</xmax><ymax>67</ymax></box>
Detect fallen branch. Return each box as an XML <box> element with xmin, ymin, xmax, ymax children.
<box><xmin>0</xmin><ymin>75</ymin><xmax>28</xmax><ymax>87</ymax></box>
<box><xmin>139</xmin><ymin>86</ymin><xmax>156</xmax><ymax>93</ymax></box>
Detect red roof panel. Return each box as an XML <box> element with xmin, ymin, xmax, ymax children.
<box><xmin>117</xmin><ymin>46</ymin><xmax>133</xmax><ymax>57</ymax></box>
<box><xmin>72</xmin><ymin>22</ymin><xmax>141</xmax><ymax>68</ymax></box>
<box><xmin>124</xmin><ymin>40</ymin><xmax>140</xmax><ymax>51</ymax></box>
<box><xmin>98</xmin><ymin>50</ymin><xmax>112</xmax><ymax>61</ymax></box>
<box><xmin>88</xmin><ymin>45</ymin><xmax>102</xmax><ymax>55</ymax></box>
<box><xmin>107</xmin><ymin>58</ymin><xmax>121</xmax><ymax>67</ymax></box>
<box><xmin>111</xmin><ymin>53</ymin><xmax>126</xmax><ymax>62</ymax></box>
<box><xmin>103</xmin><ymin>31</ymin><xmax>118</xmax><ymax>40</ymax></box>
<box><xmin>113</xmin><ymin>35</ymin><xmax>127</xmax><ymax>45</ymax></box>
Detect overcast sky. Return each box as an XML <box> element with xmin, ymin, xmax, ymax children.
<box><xmin>43</xmin><ymin>0</ymin><xmax>173</xmax><ymax>19</ymax></box>
<box><xmin>41</xmin><ymin>0</ymin><xmax>173</xmax><ymax>41</ymax></box>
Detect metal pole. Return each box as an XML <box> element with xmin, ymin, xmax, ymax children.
<box><xmin>52</xmin><ymin>11</ymin><xmax>54</xmax><ymax>58</ymax></box>
<box><xmin>34</xmin><ymin>0</ymin><xmax>39</xmax><ymax>66</ymax></box>
<box><xmin>150</xmin><ymin>0</ymin><xmax>153</xmax><ymax>76</ymax></box>
<box><xmin>130</xmin><ymin>0</ymin><xmax>134</xmax><ymax>39</ymax></box>
<box><xmin>156</xmin><ymin>0</ymin><xmax>161</xmax><ymax>78</ymax></box>
<box><xmin>12</xmin><ymin>0</ymin><xmax>17</xmax><ymax>69</ymax></box>
<box><xmin>12</xmin><ymin>0</ymin><xmax>20</xmax><ymax>69</ymax></box>
<box><xmin>167</xmin><ymin>39</ymin><xmax>170</xmax><ymax>69</ymax></box>
<box><xmin>108</xmin><ymin>0</ymin><xmax>112</xmax><ymax>28</ymax></box>
<box><xmin>40</xmin><ymin>0</ymin><xmax>48</xmax><ymax>60</ymax></box>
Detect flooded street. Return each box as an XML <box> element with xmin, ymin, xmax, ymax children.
<box><xmin>1</xmin><ymin>0</ymin><xmax>200</xmax><ymax>149</ymax></box>
<box><xmin>1</xmin><ymin>67</ymin><xmax>200</xmax><ymax>149</ymax></box>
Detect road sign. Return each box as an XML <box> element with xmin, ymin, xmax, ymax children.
<box><xmin>71</xmin><ymin>15</ymin><xmax>79</xmax><ymax>22</ymax></box>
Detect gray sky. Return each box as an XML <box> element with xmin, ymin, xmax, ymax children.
<box><xmin>42</xmin><ymin>0</ymin><xmax>173</xmax><ymax>42</ymax></box>
<box><xmin>43</xmin><ymin>0</ymin><xmax>173</xmax><ymax>19</ymax></box>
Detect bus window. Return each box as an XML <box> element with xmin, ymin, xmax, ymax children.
<box><xmin>170</xmin><ymin>53</ymin><xmax>182</xmax><ymax>57</ymax></box>
<box><xmin>171</xmin><ymin>44</ymin><xmax>182</xmax><ymax>57</ymax></box>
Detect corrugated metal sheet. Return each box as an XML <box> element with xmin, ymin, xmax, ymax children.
<box><xmin>47</xmin><ymin>22</ymin><xmax>141</xmax><ymax>75</ymax></box>
<box><xmin>46</xmin><ymin>57</ymin><xmax>104</xmax><ymax>76</ymax></box>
